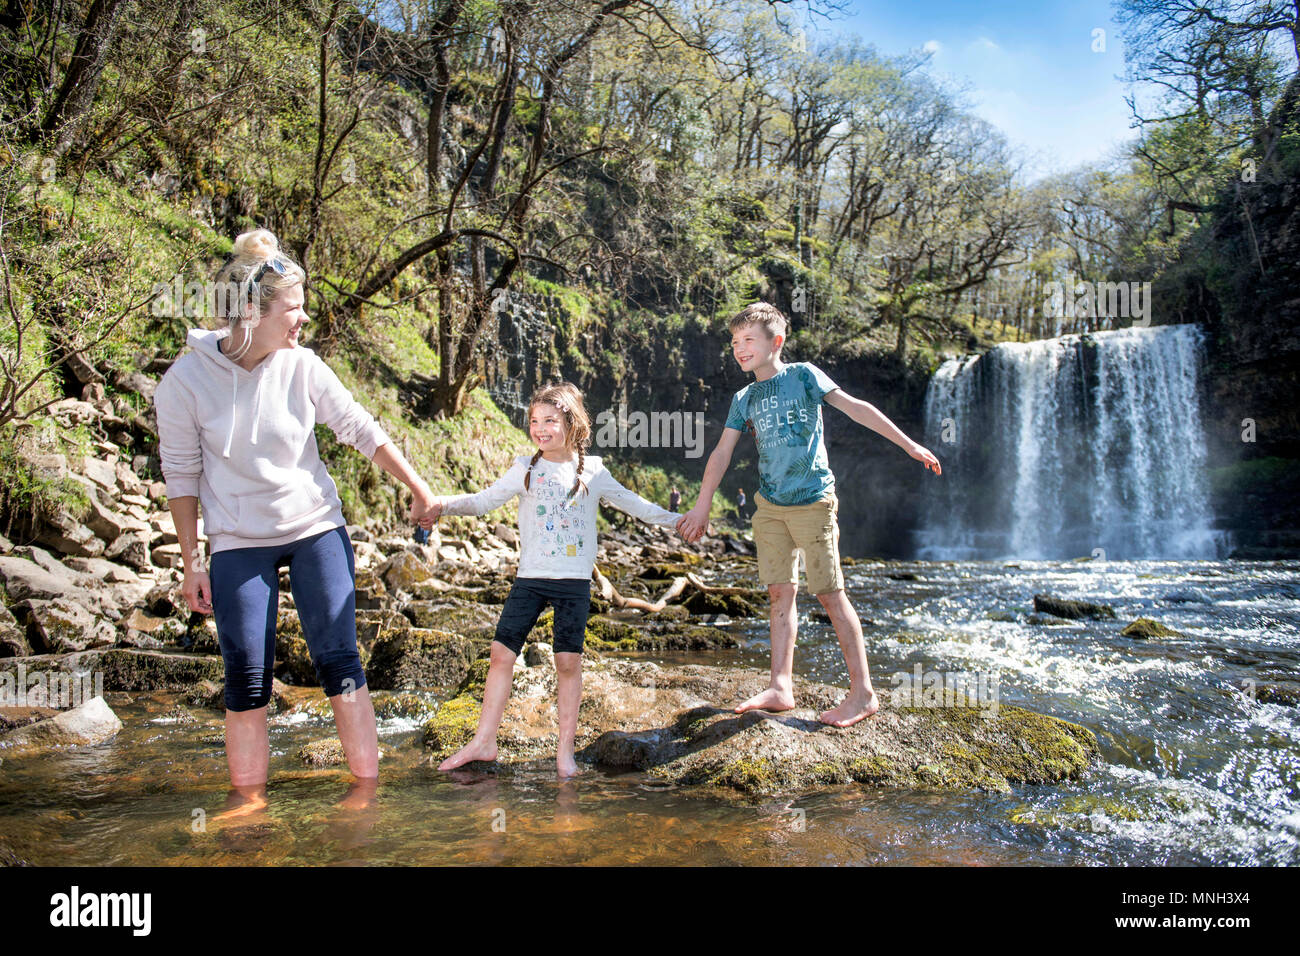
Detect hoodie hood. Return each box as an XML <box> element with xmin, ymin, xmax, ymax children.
<box><xmin>186</xmin><ymin>327</ymin><xmax>269</xmax><ymax>458</ymax></box>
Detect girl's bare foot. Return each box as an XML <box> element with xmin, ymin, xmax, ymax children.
<box><xmin>819</xmin><ymin>688</ymin><xmax>879</xmax><ymax>727</ymax></box>
<box><xmin>735</xmin><ymin>686</ymin><xmax>796</xmax><ymax>714</ymax></box>
<box><xmin>438</xmin><ymin>738</ymin><xmax>497</xmax><ymax>771</ymax></box>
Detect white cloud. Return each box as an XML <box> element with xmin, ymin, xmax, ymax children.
<box><xmin>923</xmin><ymin>39</ymin><xmax>942</xmax><ymax>55</ymax></box>
<box><xmin>970</xmin><ymin>36</ymin><xmax>1000</xmax><ymax>52</ymax></box>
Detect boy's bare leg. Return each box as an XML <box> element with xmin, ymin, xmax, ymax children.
<box><xmin>736</xmin><ymin>582</ymin><xmax>798</xmax><ymax>713</ymax></box>
<box><xmin>555</xmin><ymin>651</ymin><xmax>583</xmax><ymax>777</ymax></box>
<box><xmin>439</xmin><ymin>642</ymin><xmax>515</xmax><ymax>770</ymax></box>
<box><xmin>215</xmin><ymin>706</ymin><xmax>270</xmax><ymax>820</ymax></box>
<box><xmin>816</xmin><ymin>588</ymin><xmax>879</xmax><ymax>726</ymax></box>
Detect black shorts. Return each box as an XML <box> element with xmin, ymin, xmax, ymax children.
<box><xmin>494</xmin><ymin>577</ymin><xmax>591</xmax><ymax>655</ymax></box>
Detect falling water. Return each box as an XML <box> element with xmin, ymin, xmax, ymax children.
<box><xmin>915</xmin><ymin>324</ymin><xmax>1229</xmax><ymax>560</ymax></box>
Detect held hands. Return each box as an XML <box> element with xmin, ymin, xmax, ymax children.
<box><xmin>676</xmin><ymin>506</ymin><xmax>710</xmax><ymax>543</ymax></box>
<box><xmin>410</xmin><ymin>481</ymin><xmax>442</xmax><ymax>529</ymax></box>
<box><xmin>910</xmin><ymin>443</ymin><xmax>942</xmax><ymax>475</ymax></box>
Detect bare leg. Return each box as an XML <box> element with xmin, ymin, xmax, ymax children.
<box><xmin>330</xmin><ymin>683</ymin><xmax>379</xmax><ymax>781</ymax></box>
<box><xmin>816</xmin><ymin>588</ymin><xmax>879</xmax><ymax>726</ymax></box>
<box><xmin>555</xmin><ymin>651</ymin><xmax>583</xmax><ymax>777</ymax></box>
<box><xmin>438</xmin><ymin>642</ymin><xmax>515</xmax><ymax>770</ymax></box>
<box><xmin>215</xmin><ymin>706</ymin><xmax>270</xmax><ymax>820</ymax></box>
<box><xmin>736</xmin><ymin>582</ymin><xmax>798</xmax><ymax>713</ymax></box>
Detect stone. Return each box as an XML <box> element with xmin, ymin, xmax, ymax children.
<box><xmin>0</xmin><ymin>625</ymin><xmax>31</xmax><ymax>658</ymax></box>
<box><xmin>97</xmin><ymin>649</ymin><xmax>225</xmax><ymax>691</ymax></box>
<box><xmin>114</xmin><ymin>461</ymin><xmax>146</xmax><ymax>495</ymax></box>
<box><xmin>366</xmin><ymin>625</ymin><xmax>477</xmax><ymax>690</ymax></box>
<box><xmin>0</xmin><ymin>696</ymin><xmax>122</xmax><ymax>756</ymax></box>
<box><xmin>33</xmin><ymin>511</ymin><xmax>104</xmax><ymax>558</ymax></box>
<box><xmin>300</xmin><ymin>738</ymin><xmax>346</xmax><ymax>767</ymax></box>
<box><xmin>1032</xmin><ymin>593</ymin><xmax>1116</xmax><ymax>620</ymax></box>
<box><xmin>148</xmin><ymin>513</ymin><xmax>179</xmax><ymax>545</ymax></box>
<box><xmin>104</xmin><ymin>531</ymin><xmax>153</xmax><ymax>571</ymax></box>
<box><xmin>0</xmin><ymin>555</ymin><xmax>90</xmax><ymax>602</ymax></box>
<box><xmin>524</xmin><ymin>642</ymin><xmax>555</xmax><ymax>668</ymax></box>
<box><xmin>22</xmin><ymin>598</ymin><xmax>116</xmax><ymax>653</ymax></box>
<box><xmin>493</xmin><ymin>522</ymin><xmax>518</xmax><ymax>546</ymax></box>
<box><xmin>378</xmin><ymin>551</ymin><xmax>435</xmax><ymax>592</ymax></box>
<box><xmin>150</xmin><ymin>543</ymin><xmax>184</xmax><ymax>570</ymax></box>
<box><xmin>81</xmin><ymin>457</ymin><xmax>119</xmax><ymax>493</ymax></box>
<box><xmin>63</xmin><ymin>556</ymin><xmax>142</xmax><ymax>584</ymax></box>
<box><xmin>1120</xmin><ymin>618</ymin><xmax>1186</xmax><ymax>639</ymax></box>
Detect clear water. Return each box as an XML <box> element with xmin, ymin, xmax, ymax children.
<box><xmin>2</xmin><ymin>559</ymin><xmax>1297</xmax><ymax>865</ymax></box>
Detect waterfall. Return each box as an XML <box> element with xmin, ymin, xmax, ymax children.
<box><xmin>914</xmin><ymin>324</ymin><xmax>1229</xmax><ymax>560</ymax></box>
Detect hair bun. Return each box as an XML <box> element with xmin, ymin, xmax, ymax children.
<box><xmin>231</xmin><ymin>228</ymin><xmax>280</xmax><ymax>262</ymax></box>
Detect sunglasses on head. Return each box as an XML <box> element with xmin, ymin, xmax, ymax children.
<box><xmin>250</xmin><ymin>258</ymin><xmax>287</xmax><ymax>285</ymax></box>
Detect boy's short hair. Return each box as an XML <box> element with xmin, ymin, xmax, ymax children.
<box><xmin>729</xmin><ymin>302</ymin><xmax>788</xmax><ymax>344</ymax></box>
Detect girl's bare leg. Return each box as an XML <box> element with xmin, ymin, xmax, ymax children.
<box><xmin>555</xmin><ymin>651</ymin><xmax>583</xmax><ymax>777</ymax></box>
<box><xmin>439</xmin><ymin>642</ymin><xmax>516</xmax><ymax>770</ymax></box>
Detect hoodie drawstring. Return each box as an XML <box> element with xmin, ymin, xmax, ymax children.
<box><xmin>249</xmin><ymin>374</ymin><xmax>263</xmax><ymax>446</ymax></box>
<box><xmin>223</xmin><ymin>368</ymin><xmax>237</xmax><ymax>458</ymax></box>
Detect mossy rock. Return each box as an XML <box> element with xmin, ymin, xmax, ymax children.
<box><xmin>402</xmin><ymin>601</ymin><xmax>498</xmax><ymax>639</ymax></box>
<box><xmin>1120</xmin><ymin>617</ymin><xmax>1186</xmax><ymax>639</ymax></box>
<box><xmin>682</xmin><ymin>589</ymin><xmax>763</xmax><ymax>618</ymax></box>
<box><xmin>371</xmin><ymin>691</ymin><xmax>435</xmax><ymax>719</ymax></box>
<box><xmin>1255</xmin><ymin>682</ymin><xmax>1300</xmax><ymax>706</ymax></box>
<box><xmin>98</xmin><ymin>649</ymin><xmax>225</xmax><ymax>691</ymax></box>
<box><xmin>365</xmin><ymin>625</ymin><xmax>476</xmax><ymax>691</ymax></box>
<box><xmin>421</xmin><ymin>696</ymin><xmax>482</xmax><ymax>757</ymax></box>
<box><xmin>1033</xmin><ymin>593</ymin><xmax>1116</xmax><ymax>620</ymax></box>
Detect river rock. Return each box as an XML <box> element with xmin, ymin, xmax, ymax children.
<box><xmin>1032</xmin><ymin>593</ymin><xmax>1116</xmax><ymax>620</ymax></box>
<box><xmin>33</xmin><ymin>510</ymin><xmax>104</xmax><ymax>558</ymax></box>
<box><xmin>20</xmin><ymin>598</ymin><xmax>117</xmax><ymax>653</ymax></box>
<box><xmin>0</xmin><ymin>555</ymin><xmax>90</xmax><ymax>603</ymax></box>
<box><xmin>378</xmin><ymin>551</ymin><xmax>435</xmax><ymax>592</ymax></box>
<box><xmin>1120</xmin><ymin>617</ymin><xmax>1187</xmax><ymax>639</ymax></box>
<box><xmin>428</xmin><ymin>660</ymin><xmax>1098</xmax><ymax>797</ymax></box>
<box><xmin>97</xmin><ymin>649</ymin><xmax>225</xmax><ymax>690</ymax></box>
<box><xmin>365</xmin><ymin>625</ymin><xmax>477</xmax><ymax>690</ymax></box>
<box><xmin>0</xmin><ymin>695</ymin><xmax>122</xmax><ymax>756</ymax></box>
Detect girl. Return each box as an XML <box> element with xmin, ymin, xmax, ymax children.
<box><xmin>430</xmin><ymin>383</ymin><xmax>687</xmax><ymax>777</ymax></box>
<box><xmin>154</xmin><ymin>228</ymin><xmax>439</xmax><ymax>812</ymax></box>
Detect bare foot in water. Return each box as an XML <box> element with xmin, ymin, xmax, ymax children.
<box><xmin>735</xmin><ymin>686</ymin><xmax>796</xmax><ymax>714</ymax></box>
<box><xmin>213</xmin><ymin>785</ymin><xmax>269</xmax><ymax>823</ymax></box>
<box><xmin>819</xmin><ymin>688</ymin><xmax>879</xmax><ymax>727</ymax></box>
<box><xmin>438</xmin><ymin>738</ymin><xmax>497</xmax><ymax>771</ymax></box>
<box><xmin>557</xmin><ymin>754</ymin><xmax>581</xmax><ymax>778</ymax></box>
<box><xmin>335</xmin><ymin>777</ymin><xmax>377</xmax><ymax>810</ymax></box>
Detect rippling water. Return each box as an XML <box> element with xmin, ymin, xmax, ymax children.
<box><xmin>1</xmin><ymin>559</ymin><xmax>1297</xmax><ymax>865</ymax></box>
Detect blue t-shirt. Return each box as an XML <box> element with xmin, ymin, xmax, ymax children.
<box><xmin>724</xmin><ymin>362</ymin><xmax>839</xmax><ymax>506</ymax></box>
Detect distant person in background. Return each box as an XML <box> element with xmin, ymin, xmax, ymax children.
<box><xmin>737</xmin><ymin>487</ymin><xmax>747</xmax><ymax>516</ymax></box>
<box><xmin>669</xmin><ymin>486</ymin><xmax>681</xmax><ymax>512</ymax></box>
<box><xmin>154</xmin><ymin>227</ymin><xmax>439</xmax><ymax>814</ymax></box>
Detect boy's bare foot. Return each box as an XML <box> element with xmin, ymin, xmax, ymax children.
<box><xmin>557</xmin><ymin>754</ymin><xmax>581</xmax><ymax>778</ymax></box>
<box><xmin>438</xmin><ymin>739</ymin><xmax>497</xmax><ymax>770</ymax></box>
<box><xmin>335</xmin><ymin>777</ymin><xmax>378</xmax><ymax>810</ymax></box>
<box><xmin>819</xmin><ymin>688</ymin><xmax>879</xmax><ymax>727</ymax></box>
<box><xmin>735</xmin><ymin>686</ymin><xmax>796</xmax><ymax>714</ymax></box>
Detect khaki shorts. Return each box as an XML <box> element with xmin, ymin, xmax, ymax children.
<box><xmin>751</xmin><ymin>491</ymin><xmax>845</xmax><ymax>595</ymax></box>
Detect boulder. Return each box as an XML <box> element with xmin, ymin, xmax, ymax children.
<box><xmin>104</xmin><ymin>531</ymin><xmax>153</xmax><ymax>571</ymax></box>
<box><xmin>1120</xmin><ymin>618</ymin><xmax>1186</xmax><ymax>640</ymax></box>
<box><xmin>378</xmin><ymin>551</ymin><xmax>435</xmax><ymax>592</ymax></box>
<box><xmin>0</xmin><ymin>696</ymin><xmax>122</xmax><ymax>756</ymax></box>
<box><xmin>33</xmin><ymin>510</ymin><xmax>103</xmax><ymax>558</ymax></box>
<box><xmin>366</xmin><ymin>625</ymin><xmax>477</xmax><ymax>690</ymax></box>
<box><xmin>431</xmin><ymin>659</ymin><xmax>1099</xmax><ymax>797</ymax></box>
<box><xmin>20</xmin><ymin>598</ymin><xmax>117</xmax><ymax>653</ymax></box>
<box><xmin>1032</xmin><ymin>593</ymin><xmax>1116</xmax><ymax>620</ymax></box>
<box><xmin>0</xmin><ymin>556</ymin><xmax>91</xmax><ymax>603</ymax></box>
<box><xmin>97</xmin><ymin>649</ymin><xmax>225</xmax><ymax>691</ymax></box>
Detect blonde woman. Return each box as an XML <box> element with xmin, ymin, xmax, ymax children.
<box><xmin>154</xmin><ymin>228</ymin><xmax>438</xmax><ymax>811</ymax></box>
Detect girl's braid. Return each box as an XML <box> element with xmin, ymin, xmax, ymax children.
<box><xmin>523</xmin><ymin>447</ymin><xmax>544</xmax><ymax>491</ymax></box>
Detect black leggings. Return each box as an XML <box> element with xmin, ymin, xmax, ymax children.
<box><xmin>494</xmin><ymin>577</ymin><xmax>591</xmax><ymax>655</ymax></box>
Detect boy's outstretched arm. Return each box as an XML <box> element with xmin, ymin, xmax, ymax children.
<box><xmin>824</xmin><ymin>389</ymin><xmax>942</xmax><ymax>475</ymax></box>
<box><xmin>680</xmin><ymin>427</ymin><xmax>742</xmax><ymax>541</ymax></box>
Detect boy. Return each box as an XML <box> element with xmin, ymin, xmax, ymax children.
<box><xmin>679</xmin><ymin>302</ymin><xmax>941</xmax><ymax>727</ymax></box>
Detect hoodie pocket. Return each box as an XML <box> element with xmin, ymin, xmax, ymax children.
<box><xmin>234</xmin><ymin>480</ymin><xmax>328</xmax><ymax>538</ymax></box>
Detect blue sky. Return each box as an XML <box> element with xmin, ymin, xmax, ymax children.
<box><xmin>811</xmin><ymin>0</ymin><xmax>1140</xmax><ymax>180</ymax></box>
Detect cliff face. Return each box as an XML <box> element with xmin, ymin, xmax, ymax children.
<box><xmin>485</xmin><ymin>305</ymin><xmax>935</xmax><ymax>558</ymax></box>
<box><xmin>1186</xmin><ymin>84</ymin><xmax>1300</xmax><ymax>558</ymax></box>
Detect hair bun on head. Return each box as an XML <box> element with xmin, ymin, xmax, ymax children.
<box><xmin>232</xmin><ymin>228</ymin><xmax>280</xmax><ymax>262</ymax></box>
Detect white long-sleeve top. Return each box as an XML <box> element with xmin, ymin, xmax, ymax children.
<box><xmin>153</xmin><ymin>327</ymin><xmax>391</xmax><ymax>554</ymax></box>
<box><xmin>440</xmin><ymin>454</ymin><xmax>681</xmax><ymax>579</ymax></box>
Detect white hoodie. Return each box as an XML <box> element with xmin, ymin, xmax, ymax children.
<box><xmin>153</xmin><ymin>328</ymin><xmax>391</xmax><ymax>554</ymax></box>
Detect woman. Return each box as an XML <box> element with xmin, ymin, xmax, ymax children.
<box><xmin>153</xmin><ymin>228</ymin><xmax>437</xmax><ymax>811</ymax></box>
